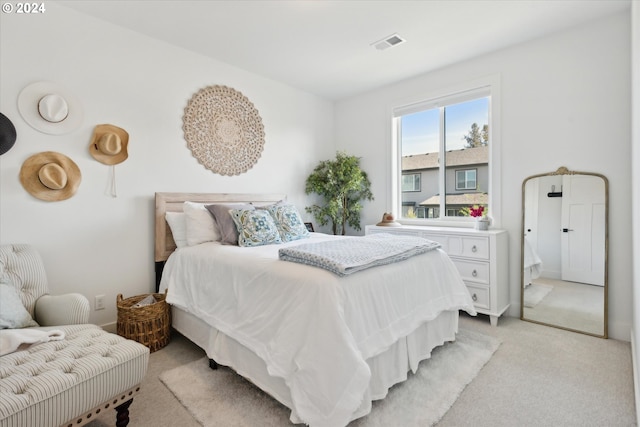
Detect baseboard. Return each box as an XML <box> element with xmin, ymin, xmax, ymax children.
<box><xmin>100</xmin><ymin>321</ymin><xmax>117</xmax><ymax>333</ymax></box>
<box><xmin>632</xmin><ymin>328</ymin><xmax>640</xmax><ymax>427</ymax></box>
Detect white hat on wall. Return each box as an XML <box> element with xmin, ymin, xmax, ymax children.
<box><xmin>17</xmin><ymin>81</ymin><xmax>83</xmax><ymax>135</ymax></box>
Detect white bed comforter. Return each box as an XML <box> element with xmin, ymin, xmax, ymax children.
<box><xmin>524</xmin><ymin>236</ymin><xmax>543</xmax><ymax>281</ymax></box>
<box><xmin>161</xmin><ymin>234</ymin><xmax>475</xmax><ymax>427</ymax></box>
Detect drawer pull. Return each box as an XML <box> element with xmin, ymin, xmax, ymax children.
<box><xmin>472</xmin><ymin>269</ymin><xmax>478</xmax><ymax>277</ymax></box>
<box><xmin>471</xmin><ymin>245</ymin><xmax>477</xmax><ymax>253</ymax></box>
<box><xmin>472</xmin><ymin>293</ymin><xmax>478</xmax><ymax>302</ymax></box>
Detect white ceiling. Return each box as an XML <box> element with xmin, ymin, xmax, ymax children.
<box><xmin>60</xmin><ymin>0</ymin><xmax>630</xmax><ymax>101</ymax></box>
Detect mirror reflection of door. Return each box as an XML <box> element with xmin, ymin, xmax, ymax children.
<box><xmin>560</xmin><ymin>174</ymin><xmax>606</xmax><ymax>286</ymax></box>
<box><xmin>521</xmin><ymin>167</ymin><xmax>608</xmax><ymax>338</ymax></box>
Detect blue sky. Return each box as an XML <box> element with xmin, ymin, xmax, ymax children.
<box><xmin>401</xmin><ymin>97</ymin><xmax>489</xmax><ymax>156</ymax></box>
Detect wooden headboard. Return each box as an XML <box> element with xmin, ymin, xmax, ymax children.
<box><xmin>154</xmin><ymin>192</ymin><xmax>286</xmax><ymax>262</ymax></box>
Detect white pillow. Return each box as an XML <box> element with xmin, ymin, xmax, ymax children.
<box><xmin>183</xmin><ymin>201</ymin><xmax>221</xmax><ymax>246</ymax></box>
<box><xmin>165</xmin><ymin>212</ymin><xmax>187</xmax><ymax>248</ymax></box>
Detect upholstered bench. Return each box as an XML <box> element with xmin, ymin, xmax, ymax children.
<box><xmin>0</xmin><ymin>244</ymin><xmax>150</xmax><ymax>427</ymax></box>
<box><xmin>0</xmin><ymin>324</ymin><xmax>149</xmax><ymax>427</ymax></box>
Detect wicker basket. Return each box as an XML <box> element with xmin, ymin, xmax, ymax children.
<box><xmin>117</xmin><ymin>292</ymin><xmax>170</xmax><ymax>352</ymax></box>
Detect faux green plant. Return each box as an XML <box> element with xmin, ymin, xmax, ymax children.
<box><xmin>305</xmin><ymin>151</ymin><xmax>374</xmax><ymax>235</ymax></box>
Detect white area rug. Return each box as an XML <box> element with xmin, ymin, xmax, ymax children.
<box><xmin>523</xmin><ymin>283</ymin><xmax>554</xmax><ymax>308</ymax></box>
<box><xmin>159</xmin><ymin>328</ymin><xmax>500</xmax><ymax>426</ymax></box>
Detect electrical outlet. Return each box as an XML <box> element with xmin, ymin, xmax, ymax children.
<box><xmin>95</xmin><ymin>295</ymin><xmax>105</xmax><ymax>310</ymax></box>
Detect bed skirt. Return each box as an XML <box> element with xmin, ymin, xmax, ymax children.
<box><xmin>170</xmin><ymin>306</ymin><xmax>459</xmax><ymax>424</ymax></box>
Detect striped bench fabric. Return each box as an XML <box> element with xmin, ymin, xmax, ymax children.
<box><xmin>0</xmin><ymin>324</ymin><xmax>149</xmax><ymax>427</ymax></box>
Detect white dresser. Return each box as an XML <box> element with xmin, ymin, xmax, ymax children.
<box><xmin>365</xmin><ymin>224</ymin><xmax>509</xmax><ymax>326</ymax></box>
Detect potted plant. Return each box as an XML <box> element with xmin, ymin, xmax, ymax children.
<box><xmin>305</xmin><ymin>151</ymin><xmax>374</xmax><ymax>235</ymax></box>
<box><xmin>468</xmin><ymin>205</ymin><xmax>489</xmax><ymax>230</ymax></box>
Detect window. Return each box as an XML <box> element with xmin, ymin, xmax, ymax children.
<box><xmin>456</xmin><ymin>169</ymin><xmax>477</xmax><ymax>190</ymax></box>
<box><xmin>402</xmin><ymin>173</ymin><xmax>421</xmax><ymax>192</ymax></box>
<box><xmin>393</xmin><ymin>86</ymin><xmax>491</xmax><ymax>222</ymax></box>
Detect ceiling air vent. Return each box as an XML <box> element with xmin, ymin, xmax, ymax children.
<box><xmin>371</xmin><ymin>33</ymin><xmax>406</xmax><ymax>51</ymax></box>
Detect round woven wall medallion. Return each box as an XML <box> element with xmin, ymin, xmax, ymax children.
<box><xmin>183</xmin><ymin>85</ymin><xmax>265</xmax><ymax>176</ymax></box>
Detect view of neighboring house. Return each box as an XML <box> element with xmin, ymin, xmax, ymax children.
<box><xmin>401</xmin><ymin>145</ymin><xmax>488</xmax><ymax>218</ymax></box>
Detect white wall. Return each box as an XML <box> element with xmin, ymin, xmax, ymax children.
<box><xmin>630</xmin><ymin>1</ymin><xmax>639</xmax><ymax>424</ymax></box>
<box><xmin>335</xmin><ymin>12</ymin><xmax>632</xmax><ymax>340</ymax></box>
<box><xmin>0</xmin><ymin>3</ymin><xmax>335</xmax><ymax>328</ymax></box>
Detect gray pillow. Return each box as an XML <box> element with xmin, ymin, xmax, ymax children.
<box><xmin>206</xmin><ymin>204</ymin><xmax>255</xmax><ymax>245</ymax></box>
<box><xmin>0</xmin><ymin>280</ymin><xmax>39</xmax><ymax>329</ymax></box>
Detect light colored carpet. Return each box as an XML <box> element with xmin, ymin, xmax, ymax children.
<box><xmin>523</xmin><ymin>283</ymin><xmax>553</xmax><ymax>307</ymax></box>
<box><xmin>85</xmin><ymin>315</ymin><xmax>636</xmax><ymax>427</ymax></box>
<box><xmin>159</xmin><ymin>328</ymin><xmax>500</xmax><ymax>427</ymax></box>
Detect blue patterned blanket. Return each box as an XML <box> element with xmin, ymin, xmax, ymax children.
<box><xmin>278</xmin><ymin>233</ymin><xmax>441</xmax><ymax>276</ymax></box>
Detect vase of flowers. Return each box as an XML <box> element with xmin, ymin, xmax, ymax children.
<box><xmin>469</xmin><ymin>205</ymin><xmax>489</xmax><ymax>230</ymax></box>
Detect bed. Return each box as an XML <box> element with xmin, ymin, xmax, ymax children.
<box><xmin>523</xmin><ymin>236</ymin><xmax>543</xmax><ymax>288</ymax></box>
<box><xmin>154</xmin><ymin>192</ymin><xmax>476</xmax><ymax>427</ymax></box>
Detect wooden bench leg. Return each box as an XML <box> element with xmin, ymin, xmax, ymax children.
<box><xmin>115</xmin><ymin>398</ymin><xmax>133</xmax><ymax>427</ymax></box>
<box><xmin>61</xmin><ymin>385</ymin><xmax>142</xmax><ymax>427</ymax></box>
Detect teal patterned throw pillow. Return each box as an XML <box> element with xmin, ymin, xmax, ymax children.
<box><xmin>268</xmin><ymin>204</ymin><xmax>310</xmax><ymax>242</ymax></box>
<box><xmin>230</xmin><ymin>209</ymin><xmax>282</xmax><ymax>247</ymax></box>
<box><xmin>0</xmin><ymin>279</ymin><xmax>39</xmax><ymax>329</ymax></box>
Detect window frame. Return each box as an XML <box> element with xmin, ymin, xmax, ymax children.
<box><xmin>455</xmin><ymin>168</ymin><xmax>478</xmax><ymax>191</ymax></box>
<box><xmin>388</xmin><ymin>76</ymin><xmax>501</xmax><ymax>228</ymax></box>
<box><xmin>402</xmin><ymin>173</ymin><xmax>421</xmax><ymax>192</ymax></box>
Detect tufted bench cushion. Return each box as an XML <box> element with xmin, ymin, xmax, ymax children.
<box><xmin>0</xmin><ymin>324</ymin><xmax>149</xmax><ymax>427</ymax></box>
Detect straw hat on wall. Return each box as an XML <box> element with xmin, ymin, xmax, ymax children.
<box><xmin>17</xmin><ymin>81</ymin><xmax>83</xmax><ymax>135</ymax></box>
<box><xmin>89</xmin><ymin>124</ymin><xmax>129</xmax><ymax>165</ymax></box>
<box><xmin>19</xmin><ymin>151</ymin><xmax>81</xmax><ymax>201</ymax></box>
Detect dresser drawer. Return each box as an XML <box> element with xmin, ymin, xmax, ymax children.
<box><xmin>465</xmin><ymin>283</ymin><xmax>490</xmax><ymax>310</ymax></box>
<box><xmin>452</xmin><ymin>259</ymin><xmax>490</xmax><ymax>285</ymax></box>
<box><xmin>420</xmin><ymin>234</ymin><xmax>449</xmax><ymax>249</ymax></box>
<box><xmin>448</xmin><ymin>236</ymin><xmax>489</xmax><ymax>260</ymax></box>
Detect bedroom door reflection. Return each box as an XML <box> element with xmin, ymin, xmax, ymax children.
<box><xmin>521</xmin><ymin>167</ymin><xmax>608</xmax><ymax>338</ymax></box>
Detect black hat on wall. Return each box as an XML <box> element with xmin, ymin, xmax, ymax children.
<box><xmin>0</xmin><ymin>113</ymin><xmax>17</xmax><ymax>155</ymax></box>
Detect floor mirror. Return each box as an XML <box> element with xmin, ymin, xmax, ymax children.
<box><xmin>521</xmin><ymin>167</ymin><xmax>608</xmax><ymax>338</ymax></box>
